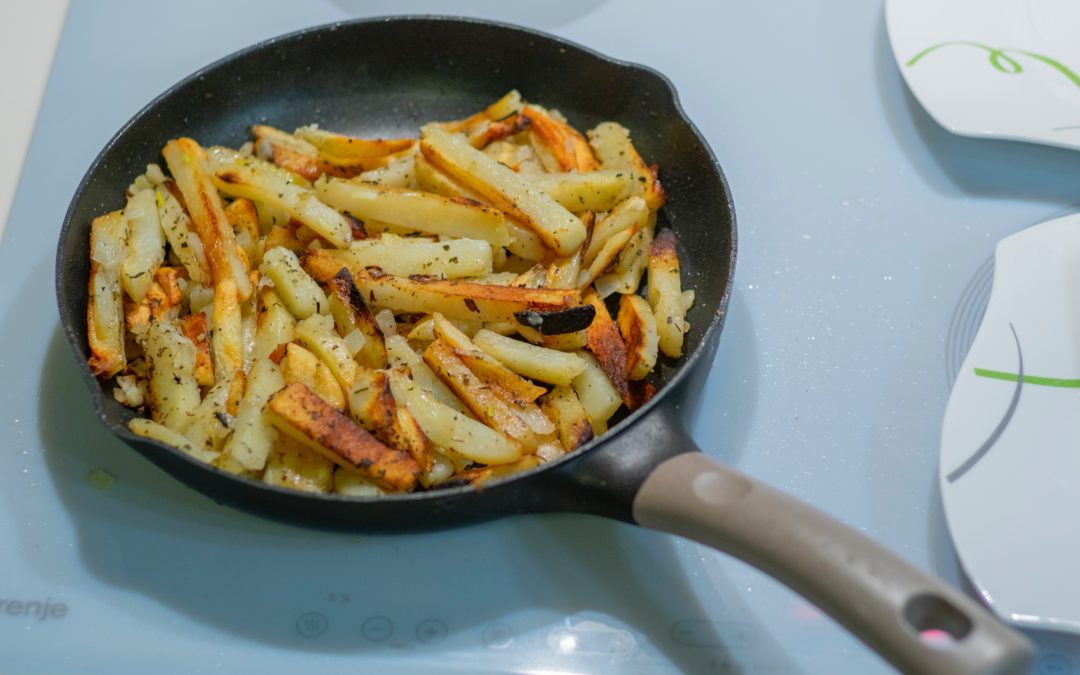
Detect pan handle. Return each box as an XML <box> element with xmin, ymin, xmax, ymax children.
<box><xmin>632</xmin><ymin>450</ymin><xmax>1033</xmax><ymax>675</ymax></box>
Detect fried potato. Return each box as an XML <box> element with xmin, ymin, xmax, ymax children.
<box><xmin>355</xmin><ymin>147</ymin><xmax>418</xmax><ymax>189</ymax></box>
<box><xmin>266</xmin><ymin>382</ymin><xmax>419</xmax><ymax>491</ymax></box>
<box><xmin>578</xmin><ymin>226</ymin><xmax>636</xmax><ymax>290</ymax></box>
<box><xmin>144</xmin><ymin>319</ymin><xmax>201</xmax><ymax>432</ymax></box>
<box><xmin>423</xmin><ymin>339</ymin><xmax>539</xmax><ymax>448</ymax></box>
<box><xmin>179</xmin><ymin>312</ymin><xmax>214</xmax><ymax>387</ymax></box>
<box><xmin>618</xmin><ymin>294</ymin><xmax>658</xmax><ymax>381</ymax></box>
<box><xmin>528</xmin><ymin>170</ymin><xmax>636</xmax><ymax>213</ymax></box>
<box><xmin>583</xmin><ymin>196</ymin><xmax>649</xmax><ymax>268</ymax></box>
<box><xmin>420</xmin><ymin>126</ymin><xmax>586</xmax><ymax>256</ymax></box>
<box><xmin>436</xmin><ymin>90</ymin><xmax>523</xmax><ymax>134</ymax></box>
<box><xmin>252</xmin><ymin>287</ymin><xmax>297</xmax><ymax>364</ymax></box>
<box><xmin>648</xmin><ymin>229</ymin><xmax>693</xmax><ymax>358</ymax></box>
<box><xmin>156</xmin><ymin>185</ymin><xmax>210</xmax><ymax>284</ymax></box>
<box><xmin>346</xmin><ymin>368</ymin><xmax>433</xmax><ymax>472</ymax></box>
<box><xmin>432</xmin><ymin>314</ymin><xmax>546</xmax><ymax>404</ymax></box>
<box><xmin>260</xmin><ymin>246</ymin><xmax>329</xmax><ymax>319</ymax></box>
<box><xmin>320</xmin><ymin>267</ymin><xmax>582</xmax><ymax>324</ymax></box>
<box><xmin>472</xmin><ymin>329</ymin><xmax>587</xmax><ymax>386</ymax></box>
<box><xmin>120</xmin><ymin>189</ymin><xmax>166</xmax><ymax>303</ymax></box>
<box><xmin>504</xmin><ymin>220</ymin><xmax>548</xmax><ymax>261</ymax></box>
<box><xmin>384</xmin><ymin>334</ymin><xmax>471</xmax><ymax>414</ymax></box>
<box><xmin>211</xmin><ymin>277</ymin><xmax>244</xmax><ymax>382</ymax></box>
<box><xmin>587</xmin><ymin>121</ymin><xmax>666</xmax><ymax>210</ymax></box>
<box><xmin>263</xmin><ymin>434</ymin><xmax>334</xmax><ymax>493</ymax></box>
<box><xmin>183</xmin><ymin>377</ymin><xmax>234</xmax><ymax>454</ymax></box>
<box><xmin>407</xmin><ymin>315</ymin><xmax>483</xmax><ymax>342</ymax></box>
<box><xmin>540</xmin><ymin>385</ymin><xmax>594</xmax><ymax>451</ymax></box>
<box><xmin>388</xmin><ymin>369</ymin><xmax>520</xmax><ymax>466</ymax></box>
<box><xmin>222</xmin><ymin>357</ymin><xmax>285</xmax><ymax>471</ymax></box>
<box><xmin>124</xmin><ymin>278</ymin><xmax>181</xmax><ymax>339</ymax></box>
<box><xmin>521</xmin><ymin>105</ymin><xmax>599</xmax><ymax>173</ymax></box>
<box><xmin>208</xmin><ymin>148</ymin><xmax>352</xmax><ymax>248</ymax></box>
<box><xmin>327</xmin><ymin>268</ymin><xmax>387</xmax><ymax>369</ymax></box>
<box><xmin>571</xmin><ymin>351</ymin><xmax>623</xmax><ymax>435</ymax></box>
<box><xmin>448</xmin><ymin>455</ymin><xmax>541</xmax><ymax>487</ymax></box>
<box><xmin>584</xmin><ymin>291</ymin><xmax>630</xmax><ymax>405</ymax></box>
<box><xmin>314</xmin><ymin>177</ymin><xmax>510</xmax><ymax>248</ymax></box>
<box><xmin>294</xmin><ymin>313</ymin><xmax>357</xmax><ymax>391</ymax></box>
<box><xmin>251</xmin><ymin>124</ymin><xmax>322</xmax><ymax>182</ymax></box>
<box><xmin>333</xmin><ymin>468</ymin><xmax>386</xmax><ymax>496</ymax></box>
<box><xmin>162</xmin><ymin>138</ymin><xmax>252</xmax><ymax>299</ymax></box>
<box><xmin>293</xmin><ymin>124</ymin><xmax>415</xmax><ymax>176</ymax></box>
<box><xmin>224</xmin><ymin>197</ymin><xmax>262</xmax><ymax>266</ymax></box>
<box><xmin>129</xmin><ymin>417</ymin><xmax>218</xmax><ymax>464</ymax></box>
<box><xmin>595</xmin><ymin>223</ymin><xmax>653</xmax><ymax>298</ymax></box>
<box><xmin>413</xmin><ymin>154</ymin><xmax>482</xmax><ymax>200</ymax></box>
<box><xmin>303</xmin><ymin>234</ymin><xmax>492</xmax><ymax>279</ymax></box>
<box><xmin>282</xmin><ymin>342</ymin><xmax>345</xmax><ymax>410</ymax></box>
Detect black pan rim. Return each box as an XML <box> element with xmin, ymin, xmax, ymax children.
<box><xmin>55</xmin><ymin>14</ymin><xmax>737</xmax><ymax>505</ymax></box>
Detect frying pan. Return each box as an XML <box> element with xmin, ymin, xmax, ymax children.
<box><xmin>55</xmin><ymin>16</ymin><xmax>1032</xmax><ymax>674</ymax></box>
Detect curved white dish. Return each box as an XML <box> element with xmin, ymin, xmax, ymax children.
<box><xmin>885</xmin><ymin>0</ymin><xmax>1080</xmax><ymax>151</ymax></box>
<box><xmin>941</xmin><ymin>211</ymin><xmax>1080</xmax><ymax>633</ymax></box>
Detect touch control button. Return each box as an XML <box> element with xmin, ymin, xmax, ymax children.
<box><xmin>362</xmin><ymin>615</ymin><xmax>393</xmax><ymax>642</ymax></box>
<box><xmin>482</xmin><ymin>623</ymin><xmax>514</xmax><ymax>649</ymax></box>
<box><xmin>416</xmin><ymin>618</ymin><xmax>448</xmax><ymax>644</ymax></box>
<box><xmin>296</xmin><ymin>612</ymin><xmax>328</xmax><ymax>638</ymax></box>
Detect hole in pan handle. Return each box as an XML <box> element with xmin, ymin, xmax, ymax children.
<box><xmin>562</xmin><ymin>406</ymin><xmax>1034</xmax><ymax>675</ymax></box>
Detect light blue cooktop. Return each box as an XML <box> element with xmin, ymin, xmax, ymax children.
<box><xmin>3</xmin><ymin>1</ymin><xmax>1080</xmax><ymax>673</ymax></box>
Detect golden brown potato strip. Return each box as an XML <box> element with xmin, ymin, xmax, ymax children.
<box><xmin>617</xmin><ymin>294</ymin><xmax>659</xmax><ymax>381</ymax></box>
<box><xmin>87</xmin><ymin>211</ymin><xmax>126</xmax><ymax>378</ymax></box>
<box><xmin>541</xmin><ymin>385</ymin><xmax>594</xmax><ymax>451</ymax></box>
<box><xmin>266</xmin><ymin>382</ymin><xmax>419</xmax><ymax>491</ymax></box>
<box><xmin>282</xmin><ymin>343</ymin><xmax>346</xmax><ymax>411</ymax></box>
<box><xmin>420</xmin><ymin>126</ymin><xmax>586</xmax><ymax>256</ymax></box>
<box><xmin>447</xmin><ymin>456</ymin><xmax>541</xmax><ymax>487</ymax></box>
<box><xmin>162</xmin><ymin>138</ymin><xmax>252</xmax><ymax>299</ymax></box>
<box><xmin>648</xmin><ymin>229</ymin><xmax>693</xmax><ymax>358</ymax></box>
<box><xmin>587</xmin><ymin>122</ymin><xmax>667</xmax><ymax>210</ymax></box>
<box><xmin>294</xmin><ymin>125</ymin><xmax>416</xmax><ymax>177</ymax></box>
<box><xmin>124</xmin><ymin>280</ymin><xmax>181</xmax><ymax>337</ymax></box>
<box><xmin>251</xmin><ymin>125</ymin><xmax>323</xmax><ymax>182</ymax></box>
<box><xmin>584</xmin><ymin>292</ymin><xmax>630</xmax><ymax>405</ymax></box>
<box><xmin>431</xmin><ymin>315</ymin><xmax>546</xmax><ymax>405</ymax></box>
<box><xmin>301</xmin><ymin>261</ymin><xmax>583</xmax><ymax>324</ymax></box>
<box><xmin>423</xmin><ymin>339</ymin><xmax>536</xmax><ymax>448</ymax></box>
<box><xmin>154</xmin><ymin>266</ymin><xmax>184</xmax><ymax>305</ymax></box>
<box><xmin>179</xmin><ymin>312</ymin><xmax>215</xmax><ymax>387</ymax></box>
<box><xmin>264</xmin><ymin>224</ymin><xmax>304</xmax><ymax>252</ymax></box>
<box><xmin>467</xmin><ymin>113</ymin><xmax>531</xmax><ymax>149</ymax></box>
<box><xmin>224</xmin><ymin>197</ymin><xmax>261</xmax><ymax>262</ymax></box>
<box><xmin>437</xmin><ymin>90</ymin><xmax>523</xmax><ymax>134</ymax></box>
<box><xmin>521</xmin><ymin>105</ymin><xmax>599</xmax><ymax>173</ymax></box>
<box><xmin>211</xmin><ymin>277</ymin><xmax>244</xmax><ymax>382</ymax></box>
<box><xmin>348</xmin><ymin>368</ymin><xmax>435</xmax><ymax>473</ymax></box>
<box><xmin>328</xmin><ymin>268</ymin><xmax>388</xmax><ymax>369</ymax></box>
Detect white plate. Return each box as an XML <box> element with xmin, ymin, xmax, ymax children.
<box><xmin>886</xmin><ymin>0</ymin><xmax>1080</xmax><ymax>151</ymax></box>
<box><xmin>941</xmin><ymin>211</ymin><xmax>1080</xmax><ymax>634</ymax></box>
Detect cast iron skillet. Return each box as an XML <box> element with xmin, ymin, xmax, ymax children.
<box><xmin>55</xmin><ymin>17</ymin><xmax>1031</xmax><ymax>675</ymax></box>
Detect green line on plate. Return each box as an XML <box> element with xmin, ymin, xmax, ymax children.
<box><xmin>906</xmin><ymin>41</ymin><xmax>1080</xmax><ymax>90</ymax></box>
<box><xmin>974</xmin><ymin>368</ymin><xmax>1080</xmax><ymax>388</ymax></box>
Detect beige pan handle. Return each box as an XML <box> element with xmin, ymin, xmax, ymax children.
<box><xmin>633</xmin><ymin>453</ymin><xmax>1033</xmax><ymax>675</ymax></box>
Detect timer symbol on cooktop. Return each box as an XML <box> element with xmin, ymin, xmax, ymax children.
<box><xmin>295</xmin><ymin>612</ymin><xmax>328</xmax><ymax>638</ymax></box>
<box><xmin>416</xmin><ymin>618</ymin><xmax>448</xmax><ymax>644</ymax></box>
<box><xmin>362</xmin><ymin>616</ymin><xmax>394</xmax><ymax>642</ymax></box>
<box><xmin>482</xmin><ymin>623</ymin><xmax>514</xmax><ymax>649</ymax></box>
